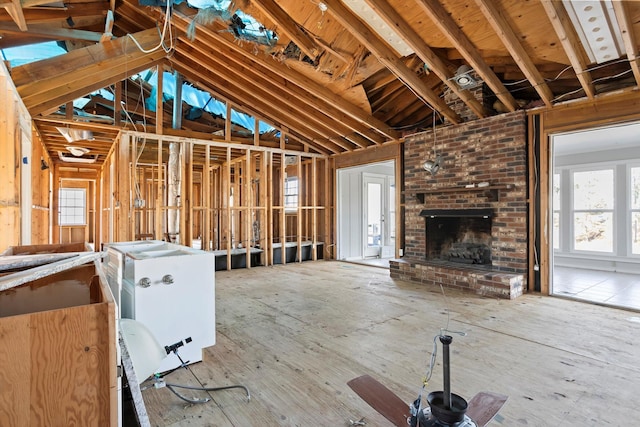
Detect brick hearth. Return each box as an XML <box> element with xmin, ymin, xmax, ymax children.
<box><xmin>391</xmin><ymin>110</ymin><xmax>528</xmax><ymax>299</ymax></box>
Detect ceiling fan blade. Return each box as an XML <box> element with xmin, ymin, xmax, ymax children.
<box><xmin>347</xmin><ymin>375</ymin><xmax>409</xmax><ymax>427</ymax></box>
<box><xmin>466</xmin><ymin>391</ymin><xmax>508</xmax><ymax>427</ymax></box>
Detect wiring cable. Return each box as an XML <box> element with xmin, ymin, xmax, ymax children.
<box><xmin>411</xmin><ymin>284</ymin><xmax>467</xmax><ymax>424</ymax></box>
<box><xmin>127</xmin><ymin>0</ymin><xmax>175</xmax><ymax>54</ymax></box>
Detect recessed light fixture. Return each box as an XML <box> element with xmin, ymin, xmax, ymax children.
<box><xmin>450</xmin><ymin>65</ymin><xmax>479</xmax><ymax>89</ymax></box>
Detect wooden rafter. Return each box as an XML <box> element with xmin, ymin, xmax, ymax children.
<box><xmin>156</xmin><ymin>7</ymin><xmax>382</xmax><ymax>146</ymax></box>
<box><xmin>611</xmin><ymin>0</ymin><xmax>640</xmax><ymax>87</ymax></box>
<box><xmin>364</xmin><ymin>0</ymin><xmax>488</xmax><ymax>119</ymax></box>
<box><xmin>249</xmin><ymin>0</ymin><xmax>322</xmax><ymax>60</ymax></box>
<box><xmin>415</xmin><ymin>0</ymin><xmax>519</xmax><ymax>112</ymax></box>
<box><xmin>171</xmin><ymin>52</ymin><xmax>342</xmax><ymax>154</ymax></box>
<box><xmin>2</xmin><ymin>0</ymin><xmax>27</xmax><ymax>31</ymax></box>
<box><xmin>475</xmin><ymin>0</ymin><xmax>554</xmax><ymax>107</ymax></box>
<box><xmin>0</xmin><ymin>22</ymin><xmax>103</xmax><ymax>42</ymax></box>
<box><xmin>172</xmin><ymin>54</ymin><xmax>352</xmax><ymax>154</ymax></box>
<box><xmin>0</xmin><ymin>2</ymin><xmax>109</xmax><ymax>23</ymax></box>
<box><xmin>14</xmin><ymin>29</ymin><xmax>165</xmax><ymax>115</ymax></box>
<box><xmin>540</xmin><ymin>1</ymin><xmax>595</xmax><ymax>99</ymax></box>
<box><xmin>157</xmin><ymin>3</ymin><xmax>399</xmax><ymax>142</ymax></box>
<box><xmin>321</xmin><ymin>0</ymin><xmax>461</xmax><ymax>124</ymax></box>
<box><xmin>173</xmin><ymin>40</ymin><xmax>369</xmax><ymax>151</ymax></box>
<box><xmin>365</xmin><ymin>56</ymin><xmax>423</xmax><ymax>95</ymax></box>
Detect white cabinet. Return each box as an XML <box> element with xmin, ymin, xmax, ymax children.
<box><xmin>105</xmin><ymin>241</ymin><xmax>215</xmax><ymax>374</ymax></box>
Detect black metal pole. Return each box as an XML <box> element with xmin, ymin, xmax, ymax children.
<box><xmin>440</xmin><ymin>335</ymin><xmax>453</xmax><ymax>409</ymax></box>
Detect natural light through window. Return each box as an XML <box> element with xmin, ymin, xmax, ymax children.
<box><xmin>58</xmin><ymin>188</ymin><xmax>86</xmax><ymax>226</ymax></box>
<box><xmin>284</xmin><ymin>177</ymin><xmax>298</xmax><ymax>211</ymax></box>
<box><xmin>572</xmin><ymin>169</ymin><xmax>614</xmax><ymax>252</ymax></box>
<box><xmin>631</xmin><ymin>166</ymin><xmax>640</xmax><ymax>255</ymax></box>
<box><xmin>553</xmin><ymin>173</ymin><xmax>560</xmax><ymax>250</ymax></box>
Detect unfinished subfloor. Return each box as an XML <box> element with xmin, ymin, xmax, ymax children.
<box><xmin>138</xmin><ymin>261</ymin><xmax>640</xmax><ymax>426</ymax></box>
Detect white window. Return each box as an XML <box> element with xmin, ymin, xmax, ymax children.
<box><xmin>631</xmin><ymin>166</ymin><xmax>640</xmax><ymax>255</ymax></box>
<box><xmin>572</xmin><ymin>169</ymin><xmax>614</xmax><ymax>253</ymax></box>
<box><xmin>553</xmin><ymin>173</ymin><xmax>560</xmax><ymax>250</ymax></box>
<box><xmin>284</xmin><ymin>177</ymin><xmax>298</xmax><ymax>210</ymax></box>
<box><xmin>58</xmin><ymin>188</ymin><xmax>86</xmax><ymax>225</ymax></box>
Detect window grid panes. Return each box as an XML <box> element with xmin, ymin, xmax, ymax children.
<box><xmin>284</xmin><ymin>178</ymin><xmax>298</xmax><ymax>209</ymax></box>
<box><xmin>631</xmin><ymin>167</ymin><xmax>640</xmax><ymax>254</ymax></box>
<box><xmin>572</xmin><ymin>169</ymin><xmax>614</xmax><ymax>253</ymax></box>
<box><xmin>553</xmin><ymin>173</ymin><xmax>560</xmax><ymax>250</ymax></box>
<box><xmin>58</xmin><ymin>188</ymin><xmax>86</xmax><ymax>226</ymax></box>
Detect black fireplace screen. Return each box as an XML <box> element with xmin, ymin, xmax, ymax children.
<box><xmin>421</xmin><ymin>210</ymin><xmax>493</xmax><ymax>264</ymax></box>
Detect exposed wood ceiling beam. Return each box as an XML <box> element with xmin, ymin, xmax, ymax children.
<box><xmin>173</xmin><ymin>39</ymin><xmax>370</xmax><ymax>150</ymax></box>
<box><xmin>249</xmin><ymin>0</ymin><xmax>322</xmax><ymax>60</ymax></box>
<box><xmin>166</xmin><ymin>3</ymin><xmax>399</xmax><ymax>142</ymax></box>
<box><xmin>14</xmin><ymin>29</ymin><xmax>165</xmax><ymax>115</ymax></box>
<box><xmin>320</xmin><ymin>0</ymin><xmax>461</xmax><ymax>124</ymax></box>
<box><xmin>133</xmin><ymin>5</ymin><xmax>387</xmax><ymax>147</ymax></box>
<box><xmin>2</xmin><ymin>0</ymin><xmax>27</xmax><ymax>30</ymax></box>
<box><xmin>0</xmin><ymin>22</ymin><xmax>103</xmax><ymax>42</ymax></box>
<box><xmin>21</xmin><ymin>0</ymin><xmax>64</xmax><ymax>7</ymax></box>
<box><xmin>415</xmin><ymin>0</ymin><xmax>519</xmax><ymax>112</ymax></box>
<box><xmin>172</xmin><ymin>52</ymin><xmax>354</xmax><ymax>154</ymax></box>
<box><xmin>611</xmin><ymin>0</ymin><xmax>640</xmax><ymax>87</ymax></box>
<box><xmin>364</xmin><ymin>0</ymin><xmax>488</xmax><ymax>119</ymax></box>
<box><xmin>540</xmin><ymin>1</ymin><xmax>595</xmax><ymax>99</ymax></box>
<box><xmin>171</xmin><ymin>54</ymin><xmax>341</xmax><ymax>154</ymax></box>
<box><xmin>365</xmin><ymin>56</ymin><xmax>423</xmax><ymax>96</ymax></box>
<box><xmin>0</xmin><ymin>3</ymin><xmax>109</xmax><ymax>23</ymax></box>
<box><xmin>166</xmin><ymin>21</ymin><xmax>382</xmax><ymax>146</ymax></box>
<box><xmin>475</xmin><ymin>0</ymin><xmax>554</xmax><ymax>107</ymax></box>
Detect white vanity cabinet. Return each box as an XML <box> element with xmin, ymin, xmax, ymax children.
<box><xmin>106</xmin><ymin>241</ymin><xmax>215</xmax><ymax>373</ymax></box>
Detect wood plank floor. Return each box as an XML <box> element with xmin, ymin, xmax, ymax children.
<box><xmin>139</xmin><ymin>260</ymin><xmax>640</xmax><ymax>426</ymax></box>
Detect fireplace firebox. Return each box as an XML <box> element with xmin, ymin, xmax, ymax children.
<box><xmin>420</xmin><ymin>209</ymin><xmax>493</xmax><ymax>265</ymax></box>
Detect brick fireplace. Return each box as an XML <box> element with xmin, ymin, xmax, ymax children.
<box><xmin>390</xmin><ymin>110</ymin><xmax>528</xmax><ymax>299</ymax></box>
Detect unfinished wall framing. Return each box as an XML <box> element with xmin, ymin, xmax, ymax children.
<box><xmin>104</xmin><ymin>131</ymin><xmax>332</xmax><ymax>270</ymax></box>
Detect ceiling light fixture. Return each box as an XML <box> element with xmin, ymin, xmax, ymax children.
<box><xmin>563</xmin><ymin>0</ymin><xmax>623</xmax><ymax>64</ymax></box>
<box><xmin>58</xmin><ymin>151</ymin><xmax>98</xmax><ymax>163</ymax></box>
<box><xmin>451</xmin><ymin>65</ymin><xmax>478</xmax><ymax>89</ymax></box>
<box><xmin>65</xmin><ymin>146</ymin><xmax>90</xmax><ymax>157</ymax></box>
<box><xmin>422</xmin><ymin>112</ymin><xmax>443</xmax><ymax>176</ymax></box>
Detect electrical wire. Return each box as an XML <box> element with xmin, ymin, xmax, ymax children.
<box><xmin>127</xmin><ymin>0</ymin><xmax>175</xmax><ymax>54</ymax></box>
<box><xmin>164</xmin><ymin>382</ymin><xmax>251</xmax><ymax>404</ymax></box>
<box><xmin>552</xmin><ymin>68</ymin><xmax>634</xmax><ymax>103</ymax></box>
<box><xmin>412</xmin><ymin>284</ymin><xmax>467</xmax><ymax>422</ymax></box>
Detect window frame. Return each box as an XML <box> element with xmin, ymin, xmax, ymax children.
<box><xmin>628</xmin><ymin>164</ymin><xmax>640</xmax><ymax>257</ymax></box>
<box><xmin>570</xmin><ymin>166</ymin><xmax>615</xmax><ymax>254</ymax></box>
<box><xmin>284</xmin><ymin>176</ymin><xmax>298</xmax><ymax>213</ymax></box>
<box><xmin>58</xmin><ymin>188</ymin><xmax>87</xmax><ymax>226</ymax></box>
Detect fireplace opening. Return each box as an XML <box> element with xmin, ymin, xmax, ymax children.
<box><xmin>420</xmin><ymin>209</ymin><xmax>493</xmax><ymax>265</ymax></box>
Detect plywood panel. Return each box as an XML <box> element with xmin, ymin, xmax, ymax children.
<box><xmin>0</xmin><ymin>316</ymin><xmax>31</xmax><ymax>426</ymax></box>
<box><xmin>0</xmin><ymin>267</ymin><xmax>115</xmax><ymax>426</ymax></box>
<box><xmin>29</xmin><ymin>303</ymin><xmax>112</xmax><ymax>426</ymax></box>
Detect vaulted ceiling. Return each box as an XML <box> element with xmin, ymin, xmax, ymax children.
<box><xmin>2</xmin><ymin>0</ymin><xmax>639</xmax><ymax>166</ymax></box>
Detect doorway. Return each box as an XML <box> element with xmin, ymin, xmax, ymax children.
<box><xmin>337</xmin><ymin>161</ymin><xmax>395</xmax><ymax>266</ymax></box>
<box><xmin>550</xmin><ymin>122</ymin><xmax>640</xmax><ymax>311</ymax></box>
<box><xmin>57</xmin><ymin>179</ymin><xmax>96</xmax><ymax>246</ymax></box>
